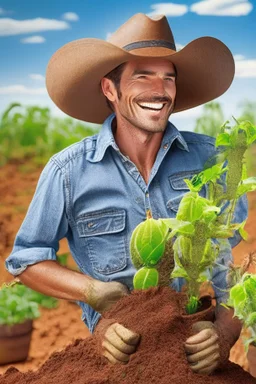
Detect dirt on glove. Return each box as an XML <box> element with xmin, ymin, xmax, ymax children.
<box><xmin>0</xmin><ymin>287</ymin><xmax>255</xmax><ymax>384</ymax></box>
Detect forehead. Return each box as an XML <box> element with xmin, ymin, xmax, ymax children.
<box><xmin>123</xmin><ymin>58</ymin><xmax>176</xmax><ymax>74</ymax></box>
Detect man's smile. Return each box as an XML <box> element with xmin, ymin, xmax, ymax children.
<box><xmin>137</xmin><ymin>102</ymin><xmax>166</xmax><ymax>111</ymax></box>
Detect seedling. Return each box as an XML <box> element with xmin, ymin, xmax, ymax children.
<box><xmin>0</xmin><ymin>282</ymin><xmax>58</xmax><ymax>325</ymax></box>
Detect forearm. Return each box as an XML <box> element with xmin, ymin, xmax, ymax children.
<box><xmin>19</xmin><ymin>260</ymin><xmax>93</xmax><ymax>302</ymax></box>
<box><xmin>214</xmin><ymin>304</ymin><xmax>242</xmax><ymax>364</ymax></box>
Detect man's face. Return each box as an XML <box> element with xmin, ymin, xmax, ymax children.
<box><xmin>111</xmin><ymin>58</ymin><xmax>176</xmax><ymax>133</ymax></box>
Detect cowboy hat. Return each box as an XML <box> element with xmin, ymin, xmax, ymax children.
<box><xmin>46</xmin><ymin>13</ymin><xmax>234</xmax><ymax>124</ymax></box>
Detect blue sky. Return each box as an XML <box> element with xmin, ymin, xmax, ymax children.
<box><xmin>0</xmin><ymin>0</ymin><xmax>255</xmax><ymax>131</ymax></box>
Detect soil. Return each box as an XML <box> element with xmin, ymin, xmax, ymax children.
<box><xmin>0</xmin><ymin>161</ymin><xmax>256</xmax><ymax>378</ymax></box>
<box><xmin>0</xmin><ymin>287</ymin><xmax>255</xmax><ymax>384</ymax></box>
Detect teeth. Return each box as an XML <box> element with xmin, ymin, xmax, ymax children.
<box><xmin>138</xmin><ymin>102</ymin><xmax>164</xmax><ymax>110</ymax></box>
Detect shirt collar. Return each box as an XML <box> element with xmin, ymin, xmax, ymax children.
<box><xmin>90</xmin><ymin>113</ymin><xmax>189</xmax><ymax>163</ymax></box>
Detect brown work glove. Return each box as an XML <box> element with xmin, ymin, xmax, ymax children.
<box><xmin>85</xmin><ymin>279</ymin><xmax>129</xmax><ymax>314</ymax></box>
<box><xmin>95</xmin><ymin>318</ymin><xmax>141</xmax><ymax>364</ymax></box>
<box><xmin>185</xmin><ymin>321</ymin><xmax>220</xmax><ymax>375</ymax></box>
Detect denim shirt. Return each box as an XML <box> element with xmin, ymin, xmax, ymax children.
<box><xmin>6</xmin><ymin>113</ymin><xmax>247</xmax><ymax>333</ymax></box>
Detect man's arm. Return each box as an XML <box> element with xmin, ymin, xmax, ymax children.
<box><xmin>18</xmin><ymin>260</ymin><xmax>129</xmax><ymax>312</ymax></box>
<box><xmin>19</xmin><ymin>260</ymin><xmax>141</xmax><ymax>364</ymax></box>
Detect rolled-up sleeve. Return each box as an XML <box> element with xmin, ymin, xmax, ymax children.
<box><xmin>5</xmin><ymin>159</ymin><xmax>68</xmax><ymax>276</ymax></box>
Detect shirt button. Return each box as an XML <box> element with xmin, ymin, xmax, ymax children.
<box><xmin>145</xmin><ymin>192</ymin><xmax>149</xmax><ymax>198</ymax></box>
<box><xmin>163</xmin><ymin>143</ymin><xmax>169</xmax><ymax>150</ymax></box>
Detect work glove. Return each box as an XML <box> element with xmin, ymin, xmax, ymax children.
<box><xmin>185</xmin><ymin>321</ymin><xmax>220</xmax><ymax>375</ymax></box>
<box><xmin>95</xmin><ymin>318</ymin><xmax>141</xmax><ymax>364</ymax></box>
<box><xmin>86</xmin><ymin>279</ymin><xmax>129</xmax><ymax>314</ymax></box>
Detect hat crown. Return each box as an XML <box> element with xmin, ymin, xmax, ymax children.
<box><xmin>108</xmin><ymin>13</ymin><xmax>175</xmax><ymax>50</ymax></box>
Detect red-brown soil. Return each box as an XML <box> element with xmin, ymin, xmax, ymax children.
<box><xmin>0</xmin><ymin>161</ymin><xmax>256</xmax><ymax>377</ymax></box>
<box><xmin>1</xmin><ymin>287</ymin><xmax>255</xmax><ymax>384</ymax></box>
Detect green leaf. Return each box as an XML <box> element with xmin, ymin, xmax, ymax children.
<box><xmin>133</xmin><ymin>267</ymin><xmax>159</xmax><ymax>290</ymax></box>
<box><xmin>240</xmin><ymin>120</ymin><xmax>256</xmax><ymax>145</ymax></box>
<box><xmin>186</xmin><ymin>296</ymin><xmax>200</xmax><ymax>314</ymax></box>
<box><xmin>162</xmin><ymin>218</ymin><xmax>195</xmax><ymax>237</ymax></box>
<box><xmin>216</xmin><ymin>133</ymin><xmax>231</xmax><ymax>147</ymax></box>
<box><xmin>246</xmin><ymin>312</ymin><xmax>256</xmax><ymax>328</ymax></box>
<box><xmin>209</xmin><ymin>224</ymin><xmax>234</xmax><ymax>238</ymax></box>
<box><xmin>239</xmin><ymin>221</ymin><xmax>248</xmax><ymax>241</ymax></box>
<box><xmin>177</xmin><ymin>192</ymin><xmax>219</xmax><ymax>223</ymax></box>
<box><xmin>229</xmin><ymin>283</ymin><xmax>246</xmax><ymax>310</ymax></box>
<box><xmin>236</xmin><ymin>177</ymin><xmax>256</xmax><ymax>198</ymax></box>
<box><xmin>184</xmin><ymin>176</ymin><xmax>203</xmax><ymax>192</ymax></box>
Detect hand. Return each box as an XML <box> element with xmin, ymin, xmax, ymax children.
<box><xmin>95</xmin><ymin>319</ymin><xmax>141</xmax><ymax>364</ymax></box>
<box><xmin>85</xmin><ymin>279</ymin><xmax>129</xmax><ymax>313</ymax></box>
<box><xmin>185</xmin><ymin>321</ymin><xmax>220</xmax><ymax>375</ymax></box>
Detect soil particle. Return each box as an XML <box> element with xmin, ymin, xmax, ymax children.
<box><xmin>0</xmin><ymin>287</ymin><xmax>254</xmax><ymax>384</ymax></box>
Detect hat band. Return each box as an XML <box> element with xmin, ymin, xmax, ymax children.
<box><xmin>123</xmin><ymin>40</ymin><xmax>176</xmax><ymax>52</ymax></box>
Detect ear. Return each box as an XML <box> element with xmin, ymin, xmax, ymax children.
<box><xmin>101</xmin><ymin>78</ymin><xmax>117</xmax><ymax>103</ymax></box>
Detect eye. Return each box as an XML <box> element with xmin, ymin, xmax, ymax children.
<box><xmin>137</xmin><ymin>75</ymin><xmax>147</xmax><ymax>79</ymax></box>
<box><xmin>164</xmin><ymin>77</ymin><xmax>175</xmax><ymax>82</ymax></box>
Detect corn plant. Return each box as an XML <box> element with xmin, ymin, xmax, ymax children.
<box><xmin>0</xmin><ymin>103</ymin><xmax>100</xmax><ymax>165</ymax></box>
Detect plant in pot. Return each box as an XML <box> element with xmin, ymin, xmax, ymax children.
<box><xmin>0</xmin><ymin>281</ymin><xmax>58</xmax><ymax>365</ymax></box>
<box><xmin>131</xmin><ymin>119</ymin><xmax>256</xmax><ymax>307</ymax></box>
<box><xmin>129</xmin><ymin>119</ymin><xmax>256</xmax><ymax>369</ymax></box>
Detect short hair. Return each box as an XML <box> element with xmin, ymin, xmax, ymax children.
<box><xmin>103</xmin><ymin>62</ymin><xmax>127</xmax><ymax>110</ymax></box>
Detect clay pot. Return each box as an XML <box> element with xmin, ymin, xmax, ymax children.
<box><xmin>247</xmin><ymin>343</ymin><xmax>256</xmax><ymax>378</ymax></box>
<box><xmin>0</xmin><ymin>319</ymin><xmax>33</xmax><ymax>365</ymax></box>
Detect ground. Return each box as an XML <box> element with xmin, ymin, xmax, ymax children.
<box><xmin>0</xmin><ymin>160</ymin><xmax>255</xmax><ymax>374</ymax></box>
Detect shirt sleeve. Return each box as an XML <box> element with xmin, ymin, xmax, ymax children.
<box><xmin>5</xmin><ymin>159</ymin><xmax>69</xmax><ymax>276</ymax></box>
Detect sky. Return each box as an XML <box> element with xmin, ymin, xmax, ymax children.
<box><xmin>0</xmin><ymin>0</ymin><xmax>255</xmax><ymax>131</ymax></box>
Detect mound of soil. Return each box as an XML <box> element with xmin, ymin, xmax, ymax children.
<box><xmin>1</xmin><ymin>287</ymin><xmax>254</xmax><ymax>384</ymax></box>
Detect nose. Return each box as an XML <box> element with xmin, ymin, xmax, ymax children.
<box><xmin>151</xmin><ymin>77</ymin><xmax>166</xmax><ymax>94</ymax></box>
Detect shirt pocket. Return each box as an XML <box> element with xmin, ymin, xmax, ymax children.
<box><xmin>76</xmin><ymin>209</ymin><xmax>127</xmax><ymax>275</ymax></box>
<box><xmin>166</xmin><ymin>170</ymin><xmax>207</xmax><ymax>213</ymax></box>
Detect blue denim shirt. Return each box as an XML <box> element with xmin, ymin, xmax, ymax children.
<box><xmin>6</xmin><ymin>114</ymin><xmax>247</xmax><ymax>332</ymax></box>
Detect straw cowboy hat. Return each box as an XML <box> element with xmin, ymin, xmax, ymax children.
<box><xmin>46</xmin><ymin>13</ymin><xmax>235</xmax><ymax>124</ymax></box>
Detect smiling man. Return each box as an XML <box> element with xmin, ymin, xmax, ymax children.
<box><xmin>6</xmin><ymin>13</ymin><xmax>247</xmax><ymax>375</ymax></box>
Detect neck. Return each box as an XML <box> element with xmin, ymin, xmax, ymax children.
<box><xmin>113</xmin><ymin>118</ymin><xmax>165</xmax><ymax>184</ymax></box>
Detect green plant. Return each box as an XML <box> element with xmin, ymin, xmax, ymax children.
<box><xmin>194</xmin><ymin>101</ymin><xmax>225</xmax><ymax>138</ymax></box>
<box><xmin>0</xmin><ymin>103</ymin><xmax>100</xmax><ymax>166</ymax></box>
<box><xmin>226</xmin><ymin>273</ymin><xmax>256</xmax><ymax>348</ymax></box>
<box><xmin>0</xmin><ymin>282</ymin><xmax>58</xmax><ymax>325</ymax></box>
<box><xmin>130</xmin><ymin>119</ymin><xmax>256</xmax><ymax>314</ymax></box>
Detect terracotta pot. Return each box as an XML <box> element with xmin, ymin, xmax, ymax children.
<box><xmin>247</xmin><ymin>343</ymin><xmax>256</xmax><ymax>378</ymax></box>
<box><xmin>0</xmin><ymin>319</ymin><xmax>33</xmax><ymax>365</ymax></box>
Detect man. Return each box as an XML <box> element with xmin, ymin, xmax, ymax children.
<box><xmin>6</xmin><ymin>13</ymin><xmax>246</xmax><ymax>375</ymax></box>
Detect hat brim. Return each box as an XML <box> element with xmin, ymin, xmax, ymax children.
<box><xmin>46</xmin><ymin>37</ymin><xmax>234</xmax><ymax>123</ymax></box>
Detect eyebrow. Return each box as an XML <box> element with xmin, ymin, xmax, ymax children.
<box><xmin>132</xmin><ymin>69</ymin><xmax>177</xmax><ymax>77</ymax></box>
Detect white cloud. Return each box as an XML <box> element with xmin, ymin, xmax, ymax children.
<box><xmin>0</xmin><ymin>85</ymin><xmax>47</xmax><ymax>95</ymax></box>
<box><xmin>62</xmin><ymin>12</ymin><xmax>79</xmax><ymax>21</ymax></box>
<box><xmin>235</xmin><ymin>58</ymin><xmax>256</xmax><ymax>78</ymax></box>
<box><xmin>106</xmin><ymin>32</ymin><xmax>113</xmax><ymax>41</ymax></box>
<box><xmin>148</xmin><ymin>3</ymin><xmax>189</xmax><ymax>17</ymax></box>
<box><xmin>21</xmin><ymin>35</ymin><xmax>46</xmax><ymax>44</ymax></box>
<box><xmin>233</xmin><ymin>54</ymin><xmax>246</xmax><ymax>61</ymax></box>
<box><xmin>29</xmin><ymin>74</ymin><xmax>45</xmax><ymax>81</ymax></box>
<box><xmin>190</xmin><ymin>0</ymin><xmax>253</xmax><ymax>16</ymax></box>
<box><xmin>0</xmin><ymin>18</ymin><xmax>70</xmax><ymax>36</ymax></box>
<box><xmin>176</xmin><ymin>43</ymin><xmax>185</xmax><ymax>51</ymax></box>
